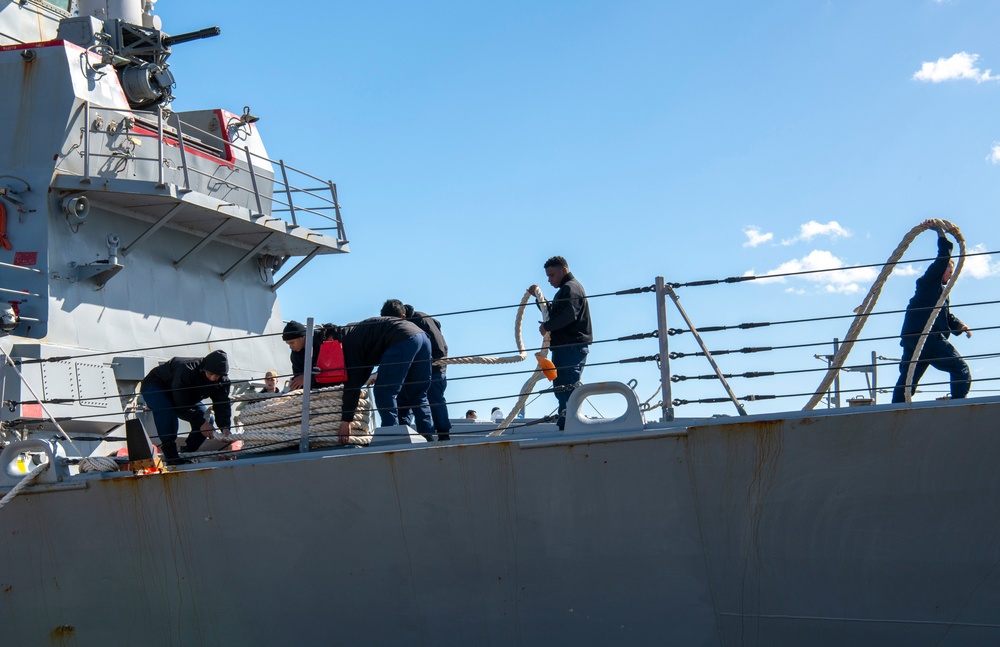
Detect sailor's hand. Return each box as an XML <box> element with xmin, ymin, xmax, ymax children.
<box><xmin>199</xmin><ymin>421</ymin><xmax>215</xmax><ymax>439</ymax></box>
<box><xmin>219</xmin><ymin>427</ymin><xmax>231</xmax><ymax>437</ymax></box>
<box><xmin>960</xmin><ymin>324</ymin><xmax>972</xmax><ymax>338</ymax></box>
<box><xmin>538</xmin><ymin>323</ymin><xmax>547</xmax><ymax>336</ymax></box>
<box><xmin>289</xmin><ymin>375</ymin><xmax>304</xmax><ymax>390</ymax></box>
<box><xmin>527</xmin><ymin>284</ymin><xmax>539</xmax><ymax>296</ymax></box>
<box><xmin>338</xmin><ymin>421</ymin><xmax>352</xmax><ymax>444</ymax></box>
<box><xmin>920</xmin><ymin>218</ymin><xmax>945</xmax><ymax>235</ymax></box>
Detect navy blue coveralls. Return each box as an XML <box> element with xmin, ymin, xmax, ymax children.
<box><xmin>891</xmin><ymin>234</ymin><xmax>971</xmax><ymax>403</ymax></box>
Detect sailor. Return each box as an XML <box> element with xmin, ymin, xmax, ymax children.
<box><xmin>528</xmin><ymin>255</ymin><xmax>593</xmax><ymax>430</ymax></box>
<box><xmin>380</xmin><ymin>299</ymin><xmax>452</xmax><ymax>441</ymax></box>
<box><xmin>140</xmin><ymin>350</ymin><xmax>232</xmax><ymax>463</ymax></box>
<box><xmin>326</xmin><ymin>316</ymin><xmax>435</xmax><ymax>443</ymax></box>
<box><xmin>259</xmin><ymin>370</ymin><xmax>280</xmax><ymax>394</ymax></box>
<box><xmin>283</xmin><ymin>320</ymin><xmax>329</xmax><ymax>390</ymax></box>
<box><xmin>891</xmin><ymin>219</ymin><xmax>973</xmax><ymax>403</ymax></box>
<box><xmin>465</xmin><ymin>410</ymin><xmax>478</xmax><ymax>420</ymax></box>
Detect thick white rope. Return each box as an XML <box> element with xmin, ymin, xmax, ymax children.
<box><xmin>78</xmin><ymin>456</ymin><xmax>119</xmax><ymax>473</ymax></box>
<box><xmin>435</xmin><ymin>291</ymin><xmax>533</xmax><ymax>367</ymax></box>
<box><xmin>0</xmin><ymin>461</ymin><xmax>49</xmax><ymax>511</ymax></box>
<box><xmin>489</xmin><ymin>288</ymin><xmax>552</xmax><ymax>435</ymax></box>
<box><xmin>803</xmin><ymin>219</ymin><xmax>965</xmax><ymax>410</ymax></box>
<box><xmin>225</xmin><ymin>386</ymin><xmax>373</xmax><ymax>454</ymax></box>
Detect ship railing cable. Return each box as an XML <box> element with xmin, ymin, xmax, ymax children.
<box><xmin>665</xmin><ymin>323</ymin><xmax>998</xmax><ymax>408</ymax></box>
<box><xmin>8</xmin><ymin>280</ymin><xmax>655</xmax><ymax>366</ymax></box>
<box><xmin>0</xmin><ymin>286</ymin><xmax>666</xmax><ymax>460</ymax></box>
<box><xmin>0</xmin><ymin>344</ymin><xmax>120</xmax><ymax>499</ymax></box>
<box><xmin>666</xmin><ymin>324</ymin><xmax>1000</xmax><ymax>360</ymax></box>
<box><xmin>5</xmin><ymin>353</ymin><xmax>651</xmax><ymax>429</ymax></box>
<box><xmin>1</xmin><ymin>332</ymin><xmax>661</xmax><ymax>413</ymax></box>
<box><xmin>664</xmin><ymin>299</ymin><xmax>1000</xmax><ymax>337</ymax></box>
<box><xmin>654</xmin><ymin>228</ymin><xmax>999</xmax><ymax>413</ymax></box>
<box><xmin>670</xmin><ymin>372</ymin><xmax>1000</xmax><ymax>407</ymax></box>
<box><xmin>670</xmin><ymin>350</ymin><xmax>1000</xmax><ymax>383</ymax></box>
<box><xmin>666</xmin><ymin>248</ymin><xmax>999</xmax><ymax>289</ymax></box>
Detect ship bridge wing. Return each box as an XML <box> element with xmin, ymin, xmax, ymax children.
<box><xmin>51</xmin><ymin>102</ymin><xmax>348</xmax><ymax>287</ymax></box>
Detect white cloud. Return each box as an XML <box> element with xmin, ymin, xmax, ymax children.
<box><xmin>780</xmin><ymin>220</ymin><xmax>852</xmax><ymax>246</ymax></box>
<box><xmin>987</xmin><ymin>144</ymin><xmax>1000</xmax><ymax>164</ymax></box>
<box><xmin>742</xmin><ymin>226</ymin><xmax>773</xmax><ymax>248</ymax></box>
<box><xmin>963</xmin><ymin>244</ymin><xmax>1000</xmax><ymax>278</ymax></box>
<box><xmin>913</xmin><ymin>52</ymin><xmax>995</xmax><ymax>83</ymax></box>
<box><xmin>751</xmin><ymin>249</ymin><xmax>877</xmax><ymax>294</ymax></box>
<box><xmin>893</xmin><ymin>264</ymin><xmax>921</xmax><ymax>277</ymax></box>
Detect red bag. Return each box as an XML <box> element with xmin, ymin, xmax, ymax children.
<box><xmin>315</xmin><ymin>340</ymin><xmax>347</xmax><ymax>384</ymax></box>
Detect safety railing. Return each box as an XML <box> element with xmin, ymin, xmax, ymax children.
<box><xmin>74</xmin><ymin>101</ymin><xmax>346</xmax><ymax>243</ymax></box>
<box><xmin>0</xmin><ymin>261</ymin><xmax>45</xmax><ymax>325</ymax></box>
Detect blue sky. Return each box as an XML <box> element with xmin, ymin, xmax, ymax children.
<box><xmin>156</xmin><ymin>0</ymin><xmax>1000</xmax><ymax>419</ymax></box>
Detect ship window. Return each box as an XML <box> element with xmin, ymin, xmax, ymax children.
<box><xmin>45</xmin><ymin>0</ymin><xmax>73</xmax><ymax>11</ymax></box>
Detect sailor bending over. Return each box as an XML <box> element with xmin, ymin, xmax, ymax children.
<box><xmin>140</xmin><ymin>350</ymin><xmax>232</xmax><ymax>463</ymax></box>
<box><xmin>328</xmin><ymin>317</ymin><xmax>435</xmax><ymax>443</ymax></box>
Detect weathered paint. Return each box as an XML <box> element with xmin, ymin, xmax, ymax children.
<box><xmin>3</xmin><ymin>399</ymin><xmax>1000</xmax><ymax>645</ymax></box>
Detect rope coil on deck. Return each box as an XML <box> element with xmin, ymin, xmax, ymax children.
<box><xmin>78</xmin><ymin>456</ymin><xmax>119</xmax><ymax>473</ymax></box>
<box><xmin>803</xmin><ymin>219</ymin><xmax>965</xmax><ymax>410</ymax></box>
<box><xmin>226</xmin><ymin>385</ymin><xmax>373</xmax><ymax>453</ymax></box>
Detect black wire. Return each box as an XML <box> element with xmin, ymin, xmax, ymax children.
<box><xmin>672</xmin><ymin>373</ymin><xmax>1000</xmax><ymax>406</ymax></box>
<box><xmin>671</xmin><ymin>350</ymin><xmax>1000</xmax><ymax>382</ymax></box>
<box><xmin>668</xmin><ymin>324</ymin><xmax>1000</xmax><ymax>360</ymax></box>
<box><xmin>12</xmin><ymin>331</ymin><xmax>285</xmax><ymax>365</ymax></box>
<box><xmin>667</xmin><ymin>299</ymin><xmax>1000</xmax><ymax>336</ymax></box>
<box><xmin>668</xmin><ymin>249</ymin><xmax>1000</xmax><ymax>289</ymax></box>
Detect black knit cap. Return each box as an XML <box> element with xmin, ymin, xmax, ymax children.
<box><xmin>202</xmin><ymin>350</ymin><xmax>229</xmax><ymax>376</ymax></box>
<box><xmin>282</xmin><ymin>320</ymin><xmax>307</xmax><ymax>341</ymax></box>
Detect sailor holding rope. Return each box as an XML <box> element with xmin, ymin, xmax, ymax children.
<box><xmin>528</xmin><ymin>256</ymin><xmax>592</xmax><ymax>430</ymax></box>
<box><xmin>891</xmin><ymin>219</ymin><xmax>972</xmax><ymax>403</ymax></box>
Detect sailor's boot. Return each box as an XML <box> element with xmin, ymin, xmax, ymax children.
<box><xmin>160</xmin><ymin>441</ymin><xmax>182</xmax><ymax>465</ymax></box>
<box><xmin>183</xmin><ymin>432</ymin><xmax>206</xmax><ymax>453</ymax></box>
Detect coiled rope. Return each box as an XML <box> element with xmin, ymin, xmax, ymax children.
<box><xmin>803</xmin><ymin>219</ymin><xmax>965</xmax><ymax>410</ymax></box>
<box><xmin>78</xmin><ymin>456</ymin><xmax>119</xmax><ymax>472</ymax></box>
<box><xmin>229</xmin><ymin>385</ymin><xmax>372</xmax><ymax>453</ymax></box>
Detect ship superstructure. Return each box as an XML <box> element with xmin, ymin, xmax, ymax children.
<box><xmin>0</xmin><ymin>0</ymin><xmax>347</xmax><ymax>442</ymax></box>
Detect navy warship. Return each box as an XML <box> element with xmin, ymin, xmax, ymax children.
<box><xmin>1</xmin><ymin>1</ymin><xmax>999</xmax><ymax>645</ymax></box>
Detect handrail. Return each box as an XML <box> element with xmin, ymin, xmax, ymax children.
<box><xmin>0</xmin><ymin>261</ymin><xmax>43</xmax><ymax>274</ymax></box>
<box><xmin>73</xmin><ymin>101</ymin><xmax>345</xmax><ymax>236</ymax></box>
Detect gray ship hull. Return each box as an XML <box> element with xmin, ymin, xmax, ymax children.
<box><xmin>2</xmin><ymin>397</ymin><xmax>998</xmax><ymax>646</ymax></box>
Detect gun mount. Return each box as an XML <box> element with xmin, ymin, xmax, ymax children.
<box><xmin>57</xmin><ymin>11</ymin><xmax>220</xmax><ymax>109</ymax></box>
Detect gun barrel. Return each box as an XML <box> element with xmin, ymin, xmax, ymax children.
<box><xmin>163</xmin><ymin>27</ymin><xmax>221</xmax><ymax>47</ymax></box>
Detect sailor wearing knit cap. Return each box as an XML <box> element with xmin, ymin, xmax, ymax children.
<box><xmin>283</xmin><ymin>320</ymin><xmax>329</xmax><ymax>390</ymax></box>
<box><xmin>140</xmin><ymin>350</ymin><xmax>233</xmax><ymax>463</ymax></box>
